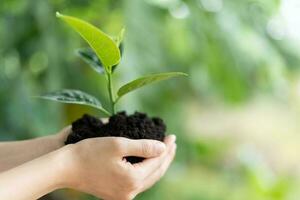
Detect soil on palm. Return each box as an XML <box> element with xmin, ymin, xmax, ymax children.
<box><xmin>65</xmin><ymin>111</ymin><xmax>166</xmax><ymax>163</ymax></box>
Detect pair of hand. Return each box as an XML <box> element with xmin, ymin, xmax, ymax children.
<box><xmin>55</xmin><ymin>127</ymin><xmax>177</xmax><ymax>200</ymax></box>
<box><xmin>0</xmin><ymin>126</ymin><xmax>176</xmax><ymax>200</ymax></box>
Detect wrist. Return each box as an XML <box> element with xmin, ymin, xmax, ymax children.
<box><xmin>51</xmin><ymin>144</ymin><xmax>78</xmax><ymax>189</ymax></box>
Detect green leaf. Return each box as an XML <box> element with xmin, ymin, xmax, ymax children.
<box><xmin>37</xmin><ymin>89</ymin><xmax>111</xmax><ymax>116</ymax></box>
<box><xmin>77</xmin><ymin>44</ymin><xmax>124</xmax><ymax>74</ymax></box>
<box><xmin>112</xmin><ymin>43</ymin><xmax>124</xmax><ymax>72</ymax></box>
<box><xmin>77</xmin><ymin>48</ymin><xmax>105</xmax><ymax>74</ymax></box>
<box><xmin>114</xmin><ymin>28</ymin><xmax>125</xmax><ymax>47</ymax></box>
<box><xmin>117</xmin><ymin>72</ymin><xmax>188</xmax><ymax>100</ymax></box>
<box><xmin>56</xmin><ymin>12</ymin><xmax>120</xmax><ymax>73</ymax></box>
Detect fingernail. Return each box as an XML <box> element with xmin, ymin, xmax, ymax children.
<box><xmin>170</xmin><ymin>134</ymin><xmax>176</xmax><ymax>142</ymax></box>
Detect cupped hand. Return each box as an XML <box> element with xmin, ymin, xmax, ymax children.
<box><xmin>59</xmin><ymin>135</ymin><xmax>176</xmax><ymax>200</ymax></box>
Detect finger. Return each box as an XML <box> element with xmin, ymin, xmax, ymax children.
<box><xmin>133</xmin><ymin>135</ymin><xmax>175</xmax><ymax>168</ymax></box>
<box><xmin>132</xmin><ymin>135</ymin><xmax>176</xmax><ymax>177</ymax></box>
<box><xmin>140</xmin><ymin>143</ymin><xmax>177</xmax><ymax>192</ymax></box>
<box><xmin>142</xmin><ymin>138</ymin><xmax>176</xmax><ymax>180</ymax></box>
<box><xmin>58</xmin><ymin>126</ymin><xmax>71</xmax><ymax>141</ymax></box>
<box><xmin>120</xmin><ymin>138</ymin><xmax>166</xmax><ymax>158</ymax></box>
<box><xmin>163</xmin><ymin>135</ymin><xmax>176</xmax><ymax>147</ymax></box>
<box><xmin>59</xmin><ymin>126</ymin><xmax>71</xmax><ymax>135</ymax></box>
<box><xmin>101</xmin><ymin>118</ymin><xmax>109</xmax><ymax>123</ymax></box>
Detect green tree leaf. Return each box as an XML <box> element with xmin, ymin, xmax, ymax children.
<box><xmin>56</xmin><ymin>12</ymin><xmax>120</xmax><ymax>73</ymax></box>
<box><xmin>114</xmin><ymin>28</ymin><xmax>125</xmax><ymax>47</ymax></box>
<box><xmin>77</xmin><ymin>44</ymin><xmax>124</xmax><ymax>74</ymax></box>
<box><xmin>117</xmin><ymin>72</ymin><xmax>188</xmax><ymax>100</ymax></box>
<box><xmin>37</xmin><ymin>89</ymin><xmax>111</xmax><ymax>116</ymax></box>
<box><xmin>112</xmin><ymin>43</ymin><xmax>124</xmax><ymax>72</ymax></box>
<box><xmin>77</xmin><ymin>48</ymin><xmax>105</xmax><ymax>74</ymax></box>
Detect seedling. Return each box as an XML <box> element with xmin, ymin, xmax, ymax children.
<box><xmin>39</xmin><ymin>13</ymin><xmax>187</xmax><ymax>163</ymax></box>
<box><xmin>39</xmin><ymin>12</ymin><xmax>187</xmax><ymax>116</ymax></box>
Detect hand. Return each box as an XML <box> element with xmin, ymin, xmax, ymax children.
<box><xmin>59</xmin><ymin>135</ymin><xmax>176</xmax><ymax>200</ymax></box>
<box><xmin>0</xmin><ymin>127</ymin><xmax>176</xmax><ymax>200</ymax></box>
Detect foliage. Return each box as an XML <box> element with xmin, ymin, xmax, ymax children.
<box><xmin>38</xmin><ymin>13</ymin><xmax>187</xmax><ymax>116</ymax></box>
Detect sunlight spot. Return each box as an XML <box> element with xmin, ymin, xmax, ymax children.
<box><xmin>4</xmin><ymin>52</ymin><xmax>20</xmax><ymax>79</ymax></box>
<box><xmin>199</xmin><ymin>0</ymin><xmax>223</xmax><ymax>13</ymax></box>
<box><xmin>169</xmin><ymin>2</ymin><xmax>190</xmax><ymax>19</ymax></box>
<box><xmin>266</xmin><ymin>17</ymin><xmax>286</xmax><ymax>40</ymax></box>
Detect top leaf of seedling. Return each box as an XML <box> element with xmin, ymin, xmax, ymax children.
<box><xmin>56</xmin><ymin>12</ymin><xmax>121</xmax><ymax>73</ymax></box>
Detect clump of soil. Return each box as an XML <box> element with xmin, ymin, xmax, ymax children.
<box><xmin>65</xmin><ymin>111</ymin><xmax>166</xmax><ymax>163</ymax></box>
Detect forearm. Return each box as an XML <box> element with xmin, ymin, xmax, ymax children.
<box><xmin>0</xmin><ymin>149</ymin><xmax>66</xmax><ymax>200</ymax></box>
<box><xmin>0</xmin><ymin>127</ymin><xmax>69</xmax><ymax>172</ymax></box>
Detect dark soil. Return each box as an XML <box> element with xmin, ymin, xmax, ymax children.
<box><xmin>65</xmin><ymin>111</ymin><xmax>166</xmax><ymax>163</ymax></box>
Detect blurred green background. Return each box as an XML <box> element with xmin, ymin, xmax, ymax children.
<box><xmin>1</xmin><ymin>0</ymin><xmax>300</xmax><ymax>199</ymax></box>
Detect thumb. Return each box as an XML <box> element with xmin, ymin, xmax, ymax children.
<box><xmin>121</xmin><ymin>139</ymin><xmax>166</xmax><ymax>158</ymax></box>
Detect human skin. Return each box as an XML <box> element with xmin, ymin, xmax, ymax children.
<box><xmin>0</xmin><ymin>127</ymin><xmax>176</xmax><ymax>200</ymax></box>
<box><xmin>0</xmin><ymin>126</ymin><xmax>70</xmax><ymax>172</ymax></box>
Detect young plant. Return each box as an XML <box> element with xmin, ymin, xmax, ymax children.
<box><xmin>39</xmin><ymin>12</ymin><xmax>187</xmax><ymax>117</ymax></box>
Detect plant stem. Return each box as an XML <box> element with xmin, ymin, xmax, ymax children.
<box><xmin>107</xmin><ymin>73</ymin><xmax>116</xmax><ymax>115</ymax></box>
<box><xmin>99</xmin><ymin>107</ymin><xmax>112</xmax><ymax>117</ymax></box>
